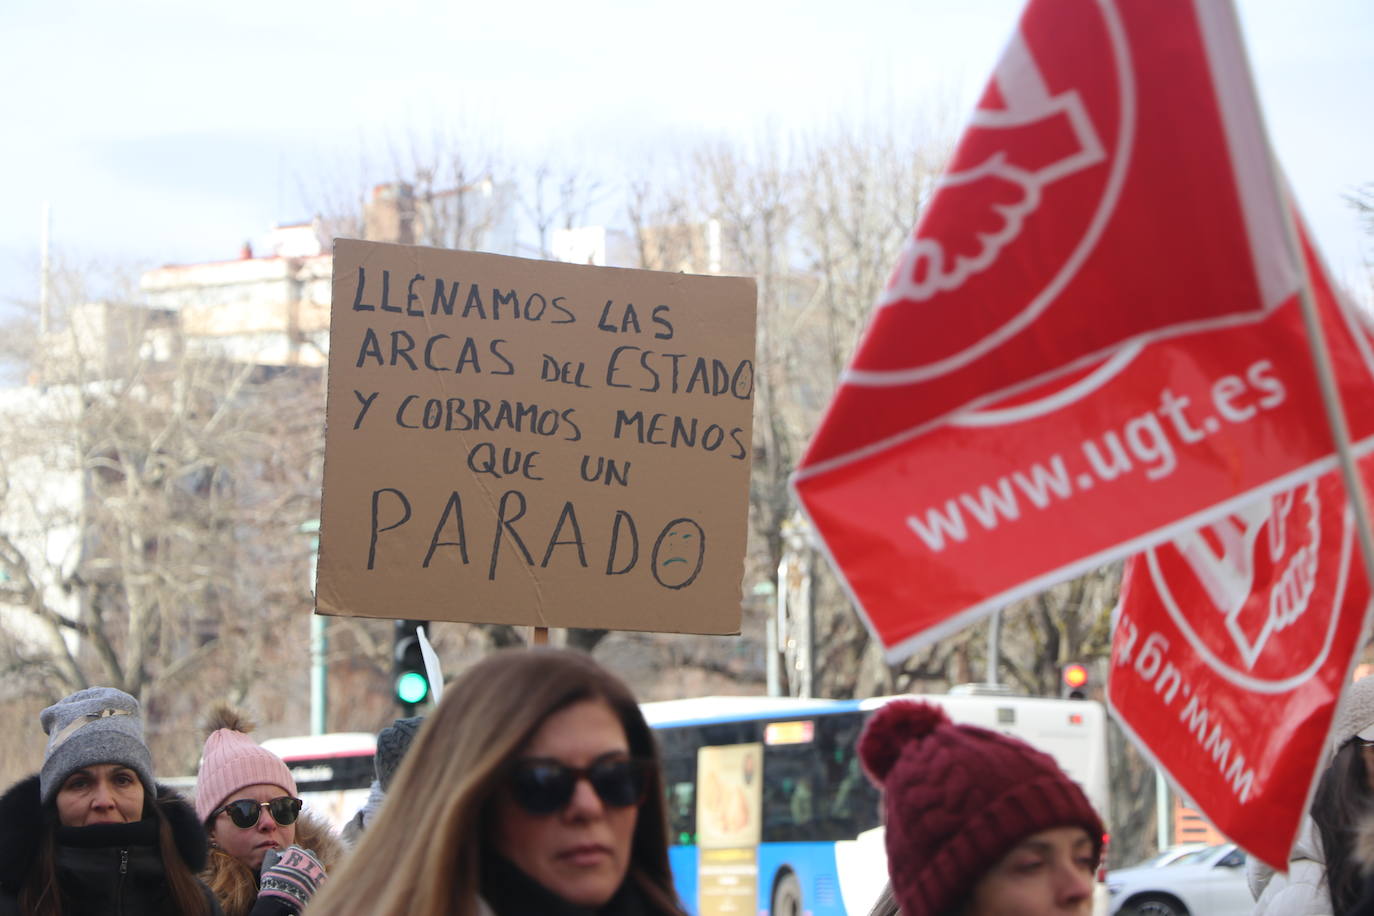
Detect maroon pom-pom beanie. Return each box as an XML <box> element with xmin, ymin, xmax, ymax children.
<box><xmin>858</xmin><ymin>700</ymin><xmax>1104</xmax><ymax>916</ymax></box>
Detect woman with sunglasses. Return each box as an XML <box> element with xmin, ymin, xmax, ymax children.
<box><xmin>0</xmin><ymin>687</ymin><xmax>218</xmax><ymax>915</ymax></box>
<box><xmin>195</xmin><ymin>707</ymin><xmax>342</xmax><ymax>916</ymax></box>
<box><xmin>309</xmin><ymin>648</ymin><xmax>687</xmax><ymax>916</ymax></box>
<box><xmin>1251</xmin><ymin>675</ymin><xmax>1374</xmax><ymax>915</ymax></box>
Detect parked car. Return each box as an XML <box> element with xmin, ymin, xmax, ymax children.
<box><xmin>1107</xmin><ymin>843</ymin><xmax>1252</xmax><ymax>915</ymax></box>
<box><xmin>1119</xmin><ymin>843</ymin><xmax>1210</xmax><ymax>871</ymax></box>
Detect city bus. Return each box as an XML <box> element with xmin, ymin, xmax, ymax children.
<box><xmin>642</xmin><ymin>692</ymin><xmax>1111</xmax><ymax>916</ymax></box>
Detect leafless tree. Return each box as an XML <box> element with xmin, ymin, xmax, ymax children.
<box><xmin>1347</xmin><ymin>182</ymin><xmax>1374</xmax><ymax>239</ymax></box>
<box><xmin>520</xmin><ymin>159</ymin><xmax>609</xmax><ymax>259</ymax></box>
<box><xmin>300</xmin><ymin>128</ymin><xmax>513</xmax><ymax>253</ymax></box>
<box><xmin>0</xmin><ymin>294</ymin><xmax>327</xmax><ymax>778</ymax></box>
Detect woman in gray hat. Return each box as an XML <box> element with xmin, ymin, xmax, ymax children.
<box><xmin>0</xmin><ymin>686</ymin><xmax>219</xmax><ymax>915</ymax></box>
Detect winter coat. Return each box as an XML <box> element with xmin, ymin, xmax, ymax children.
<box><xmin>0</xmin><ymin>773</ymin><xmax>221</xmax><ymax>916</ymax></box>
<box><xmin>1248</xmin><ymin>815</ymin><xmax>1331</xmax><ymax>915</ymax></box>
<box><xmin>201</xmin><ymin>811</ymin><xmax>343</xmax><ymax>916</ymax></box>
<box><xmin>338</xmin><ymin>781</ymin><xmax>384</xmax><ymax>847</ymax></box>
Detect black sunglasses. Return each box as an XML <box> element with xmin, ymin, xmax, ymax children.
<box><xmin>509</xmin><ymin>755</ymin><xmax>650</xmax><ymax>816</ymax></box>
<box><xmin>213</xmin><ymin>796</ymin><xmax>303</xmax><ymax>829</ymax></box>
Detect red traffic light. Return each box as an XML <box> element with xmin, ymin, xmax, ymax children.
<box><xmin>1062</xmin><ymin>663</ymin><xmax>1089</xmax><ymax>689</ymax></box>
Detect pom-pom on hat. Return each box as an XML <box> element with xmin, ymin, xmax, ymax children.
<box><xmin>195</xmin><ymin>704</ymin><xmax>297</xmax><ymax>824</ymax></box>
<box><xmin>39</xmin><ymin>687</ymin><xmax>156</xmax><ymax>805</ymax></box>
<box><xmin>858</xmin><ymin>700</ymin><xmax>1104</xmax><ymax>916</ymax></box>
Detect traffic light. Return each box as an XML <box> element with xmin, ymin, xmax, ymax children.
<box><xmin>1062</xmin><ymin>662</ymin><xmax>1089</xmax><ymax>699</ymax></box>
<box><xmin>393</xmin><ymin>619</ymin><xmax>430</xmax><ymax>713</ymax></box>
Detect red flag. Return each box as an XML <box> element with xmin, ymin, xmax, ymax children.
<box><xmin>802</xmin><ymin>0</ymin><xmax>1298</xmax><ymax>470</ymax></box>
<box><xmin>1109</xmin><ymin>466</ymin><xmax>1372</xmax><ymax>870</ymax></box>
<box><xmin>795</xmin><ymin>225</ymin><xmax>1374</xmax><ymax>660</ymax></box>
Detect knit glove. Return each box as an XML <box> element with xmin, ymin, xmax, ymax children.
<box><xmin>258</xmin><ymin>845</ymin><xmax>327</xmax><ymax>912</ymax></box>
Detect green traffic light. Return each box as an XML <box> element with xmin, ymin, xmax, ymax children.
<box><xmin>396</xmin><ymin>671</ymin><xmax>429</xmax><ymax>704</ymax></box>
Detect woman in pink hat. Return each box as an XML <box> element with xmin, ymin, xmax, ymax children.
<box><xmin>195</xmin><ymin>706</ymin><xmax>342</xmax><ymax>916</ymax></box>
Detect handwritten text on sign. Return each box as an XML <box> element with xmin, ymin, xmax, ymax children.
<box><xmin>316</xmin><ymin>239</ymin><xmax>758</xmax><ymax>633</ymax></box>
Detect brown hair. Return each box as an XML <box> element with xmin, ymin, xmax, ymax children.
<box><xmin>200</xmin><ymin>809</ymin><xmax>344</xmax><ymax>916</ymax></box>
<box><xmin>201</xmin><ymin>848</ymin><xmax>259</xmax><ymax>916</ymax></box>
<box><xmin>309</xmin><ymin>648</ymin><xmax>684</xmax><ymax>916</ymax></box>
<box><xmin>19</xmin><ymin>793</ymin><xmax>212</xmax><ymax>916</ymax></box>
<box><xmin>16</xmin><ymin>810</ymin><xmax>58</xmax><ymax>916</ymax></box>
<box><xmin>866</xmin><ymin>882</ymin><xmax>901</xmax><ymax>916</ymax></box>
<box><xmin>1314</xmin><ymin>739</ymin><xmax>1374</xmax><ymax>911</ymax></box>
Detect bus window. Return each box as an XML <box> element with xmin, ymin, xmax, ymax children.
<box><xmin>657</xmin><ymin>724</ymin><xmax>701</xmax><ymax>846</ymax></box>
<box><xmin>816</xmin><ymin>713</ymin><xmax>881</xmax><ymax>839</ymax></box>
<box><xmin>761</xmin><ymin>741</ymin><xmax>819</xmax><ymax>843</ymax></box>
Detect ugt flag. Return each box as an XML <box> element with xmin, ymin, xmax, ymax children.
<box><xmin>802</xmin><ymin>0</ymin><xmax>1299</xmax><ymax>470</ymax></box>
<box><xmin>795</xmin><ymin>219</ymin><xmax>1374</xmax><ymax>661</ymax></box>
<box><xmin>1109</xmin><ymin>465</ymin><xmax>1373</xmax><ymax>871</ymax></box>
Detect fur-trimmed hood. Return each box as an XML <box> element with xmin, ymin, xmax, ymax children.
<box><xmin>285</xmin><ymin>810</ymin><xmax>345</xmax><ymax>872</ymax></box>
<box><xmin>0</xmin><ymin>773</ymin><xmax>209</xmax><ymax>892</ymax></box>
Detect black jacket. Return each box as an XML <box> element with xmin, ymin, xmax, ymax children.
<box><xmin>0</xmin><ymin>774</ymin><xmax>221</xmax><ymax>915</ymax></box>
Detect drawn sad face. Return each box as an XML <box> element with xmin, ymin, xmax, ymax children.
<box><xmin>651</xmin><ymin>519</ymin><xmax>705</xmax><ymax>589</ymax></box>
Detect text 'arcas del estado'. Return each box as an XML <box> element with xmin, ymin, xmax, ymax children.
<box><xmin>348</xmin><ymin>265</ymin><xmax>755</xmax><ymax>459</ymax></box>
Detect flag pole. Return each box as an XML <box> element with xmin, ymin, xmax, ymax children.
<box><xmin>1219</xmin><ymin>0</ymin><xmax>1374</xmax><ymax>593</ymax></box>
<box><xmin>1283</xmin><ymin>218</ymin><xmax>1374</xmax><ymax>591</ymax></box>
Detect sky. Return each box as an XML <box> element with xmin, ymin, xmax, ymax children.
<box><xmin>1</xmin><ymin>0</ymin><xmax>1370</xmax><ymax>315</ymax></box>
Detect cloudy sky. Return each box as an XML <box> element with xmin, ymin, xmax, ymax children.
<box><xmin>1</xmin><ymin>0</ymin><xmax>1369</xmax><ymax>316</ymax></box>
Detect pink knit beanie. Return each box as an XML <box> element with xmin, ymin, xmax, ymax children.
<box><xmin>195</xmin><ymin>705</ymin><xmax>297</xmax><ymax>823</ymax></box>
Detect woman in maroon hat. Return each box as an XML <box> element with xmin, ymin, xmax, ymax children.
<box><xmin>858</xmin><ymin>699</ymin><xmax>1105</xmax><ymax>916</ymax></box>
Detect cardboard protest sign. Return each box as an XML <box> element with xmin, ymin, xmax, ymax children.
<box><xmin>1109</xmin><ymin>464</ymin><xmax>1373</xmax><ymax>871</ymax></box>
<box><xmin>316</xmin><ymin>239</ymin><xmax>757</xmax><ymax>634</ymax></box>
<box><xmin>802</xmin><ymin>0</ymin><xmax>1299</xmax><ymax>468</ymax></box>
<box><xmin>795</xmin><ymin>225</ymin><xmax>1374</xmax><ymax>660</ymax></box>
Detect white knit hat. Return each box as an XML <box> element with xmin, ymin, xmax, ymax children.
<box><xmin>1330</xmin><ymin>675</ymin><xmax>1374</xmax><ymax>756</ymax></box>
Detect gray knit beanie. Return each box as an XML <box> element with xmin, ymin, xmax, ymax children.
<box><xmin>375</xmin><ymin>716</ymin><xmax>423</xmax><ymax>792</ymax></box>
<box><xmin>39</xmin><ymin>687</ymin><xmax>156</xmax><ymax>805</ymax></box>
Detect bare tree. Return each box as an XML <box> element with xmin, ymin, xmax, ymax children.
<box><xmin>1347</xmin><ymin>182</ymin><xmax>1374</xmax><ymax>240</ymax></box>
<box><xmin>520</xmin><ymin>159</ymin><xmax>609</xmax><ymax>259</ymax></box>
<box><xmin>300</xmin><ymin>128</ymin><xmax>513</xmax><ymax>253</ymax></box>
<box><xmin>0</xmin><ymin>295</ymin><xmax>327</xmax><ymax>775</ymax></box>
